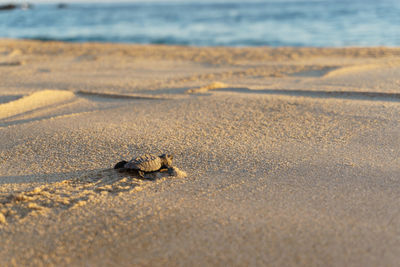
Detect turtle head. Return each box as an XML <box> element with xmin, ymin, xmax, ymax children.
<box><xmin>159</xmin><ymin>154</ymin><xmax>173</xmax><ymax>167</ymax></box>
<box><xmin>114</xmin><ymin>160</ymin><xmax>127</xmax><ymax>169</ymax></box>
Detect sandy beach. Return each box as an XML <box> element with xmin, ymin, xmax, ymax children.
<box><xmin>0</xmin><ymin>39</ymin><xmax>400</xmax><ymax>266</ymax></box>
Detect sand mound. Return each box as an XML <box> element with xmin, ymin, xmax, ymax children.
<box><xmin>323</xmin><ymin>63</ymin><xmax>382</xmax><ymax>77</ymax></box>
<box><xmin>7</xmin><ymin>49</ymin><xmax>22</xmax><ymax>58</ymax></box>
<box><xmin>186</xmin><ymin>82</ymin><xmax>229</xmax><ymax>94</ymax></box>
<box><xmin>0</xmin><ymin>90</ymin><xmax>76</xmax><ymax>121</ymax></box>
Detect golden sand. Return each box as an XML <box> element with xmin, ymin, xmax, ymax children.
<box><xmin>0</xmin><ymin>39</ymin><xmax>400</xmax><ymax>266</ymax></box>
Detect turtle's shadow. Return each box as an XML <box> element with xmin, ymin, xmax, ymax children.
<box><xmin>0</xmin><ymin>168</ymin><xmax>157</xmax><ymax>187</ymax></box>
<box><xmin>113</xmin><ymin>167</ymin><xmax>172</xmax><ymax>181</ymax></box>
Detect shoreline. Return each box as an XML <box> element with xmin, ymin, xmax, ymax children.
<box><xmin>4</xmin><ymin>37</ymin><xmax>400</xmax><ymax>49</ymax></box>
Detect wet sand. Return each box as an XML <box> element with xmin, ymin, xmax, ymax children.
<box><xmin>0</xmin><ymin>39</ymin><xmax>400</xmax><ymax>266</ymax></box>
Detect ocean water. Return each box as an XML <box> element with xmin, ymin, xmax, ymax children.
<box><xmin>1</xmin><ymin>0</ymin><xmax>400</xmax><ymax>47</ymax></box>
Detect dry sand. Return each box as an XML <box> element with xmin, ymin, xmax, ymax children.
<box><xmin>0</xmin><ymin>39</ymin><xmax>400</xmax><ymax>266</ymax></box>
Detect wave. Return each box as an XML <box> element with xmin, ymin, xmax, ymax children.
<box><xmin>2</xmin><ymin>1</ymin><xmax>400</xmax><ymax>47</ymax></box>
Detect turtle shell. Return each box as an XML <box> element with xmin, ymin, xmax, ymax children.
<box><xmin>124</xmin><ymin>154</ymin><xmax>163</xmax><ymax>172</ymax></box>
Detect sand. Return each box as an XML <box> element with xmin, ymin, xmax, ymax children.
<box><xmin>0</xmin><ymin>39</ymin><xmax>399</xmax><ymax>266</ymax></box>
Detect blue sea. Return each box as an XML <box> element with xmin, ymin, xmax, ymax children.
<box><xmin>1</xmin><ymin>0</ymin><xmax>399</xmax><ymax>47</ymax></box>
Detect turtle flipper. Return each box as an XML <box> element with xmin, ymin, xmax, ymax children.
<box><xmin>167</xmin><ymin>167</ymin><xmax>175</xmax><ymax>176</ymax></box>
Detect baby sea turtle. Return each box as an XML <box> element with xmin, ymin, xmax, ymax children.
<box><xmin>114</xmin><ymin>154</ymin><xmax>173</xmax><ymax>178</ymax></box>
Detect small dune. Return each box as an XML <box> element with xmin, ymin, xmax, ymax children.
<box><xmin>0</xmin><ymin>90</ymin><xmax>76</xmax><ymax>121</ymax></box>
<box><xmin>186</xmin><ymin>82</ymin><xmax>229</xmax><ymax>94</ymax></box>
<box><xmin>7</xmin><ymin>49</ymin><xmax>22</xmax><ymax>58</ymax></box>
<box><xmin>323</xmin><ymin>63</ymin><xmax>382</xmax><ymax>77</ymax></box>
<box><xmin>290</xmin><ymin>66</ymin><xmax>339</xmax><ymax>77</ymax></box>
